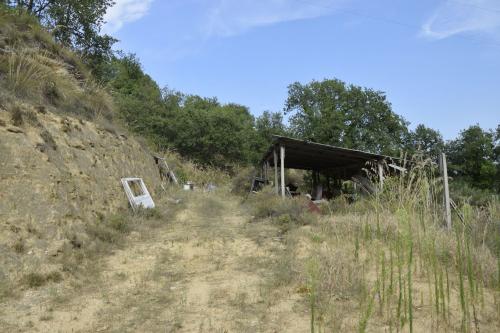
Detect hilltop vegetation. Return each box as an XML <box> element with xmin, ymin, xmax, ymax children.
<box><xmin>3</xmin><ymin>2</ymin><xmax>498</xmax><ymax>196</ymax></box>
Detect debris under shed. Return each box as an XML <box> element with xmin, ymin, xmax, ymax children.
<box><xmin>260</xmin><ymin>136</ymin><xmax>400</xmax><ymax>199</ymax></box>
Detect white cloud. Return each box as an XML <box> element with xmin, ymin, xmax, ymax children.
<box><xmin>421</xmin><ymin>0</ymin><xmax>500</xmax><ymax>39</ymax></box>
<box><xmin>203</xmin><ymin>0</ymin><xmax>348</xmax><ymax>38</ymax></box>
<box><xmin>103</xmin><ymin>0</ymin><xmax>154</xmax><ymax>34</ymax></box>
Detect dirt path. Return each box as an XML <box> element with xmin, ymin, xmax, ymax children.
<box><xmin>1</xmin><ymin>193</ymin><xmax>309</xmax><ymax>332</ymax></box>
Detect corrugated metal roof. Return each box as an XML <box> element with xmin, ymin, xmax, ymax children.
<box><xmin>262</xmin><ymin>136</ymin><xmax>395</xmax><ymax>176</ymax></box>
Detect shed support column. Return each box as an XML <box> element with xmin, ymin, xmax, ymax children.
<box><xmin>377</xmin><ymin>161</ymin><xmax>384</xmax><ymax>191</ymax></box>
<box><xmin>440</xmin><ymin>153</ymin><xmax>452</xmax><ymax>230</ymax></box>
<box><xmin>280</xmin><ymin>145</ymin><xmax>285</xmax><ymax>198</ymax></box>
<box><xmin>273</xmin><ymin>148</ymin><xmax>278</xmax><ymax>194</ymax></box>
<box><xmin>265</xmin><ymin>161</ymin><xmax>269</xmax><ymax>183</ymax></box>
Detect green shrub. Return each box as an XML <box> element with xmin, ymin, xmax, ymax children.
<box><xmin>450</xmin><ymin>181</ymin><xmax>497</xmax><ymax>207</ymax></box>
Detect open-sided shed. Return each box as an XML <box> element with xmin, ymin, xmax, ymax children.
<box><xmin>260</xmin><ymin>136</ymin><xmax>396</xmax><ymax>197</ymax></box>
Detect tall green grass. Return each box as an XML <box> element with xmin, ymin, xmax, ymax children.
<box><xmin>287</xmin><ymin>154</ymin><xmax>500</xmax><ymax>331</ymax></box>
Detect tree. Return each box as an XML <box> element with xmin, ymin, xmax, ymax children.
<box><xmin>5</xmin><ymin>0</ymin><xmax>116</xmax><ymax>76</ymax></box>
<box><xmin>407</xmin><ymin>124</ymin><xmax>444</xmax><ymax>160</ymax></box>
<box><xmin>107</xmin><ymin>56</ymin><xmax>262</xmax><ymax>167</ymax></box>
<box><xmin>285</xmin><ymin>79</ymin><xmax>409</xmax><ymax>155</ymax></box>
<box><xmin>446</xmin><ymin>124</ymin><xmax>498</xmax><ymax>191</ymax></box>
<box><xmin>163</xmin><ymin>97</ymin><xmax>259</xmax><ymax>167</ymax></box>
<box><xmin>255</xmin><ymin>110</ymin><xmax>287</xmax><ymax>148</ymax></box>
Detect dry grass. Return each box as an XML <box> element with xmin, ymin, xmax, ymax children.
<box><xmin>1</xmin><ymin>170</ymin><xmax>498</xmax><ymax>332</ymax></box>
<box><xmin>161</xmin><ymin>149</ymin><xmax>231</xmax><ymax>187</ymax></box>
<box><xmin>22</xmin><ymin>271</ymin><xmax>62</xmax><ymax>289</ymax></box>
<box><xmin>244</xmin><ymin>157</ymin><xmax>500</xmax><ymax>332</ymax></box>
<box><xmin>0</xmin><ymin>10</ymin><xmax>114</xmax><ymax>122</ymax></box>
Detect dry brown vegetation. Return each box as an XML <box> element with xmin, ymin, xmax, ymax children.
<box><xmin>1</xmin><ymin>168</ymin><xmax>499</xmax><ymax>332</ymax></box>
<box><xmin>0</xmin><ymin>10</ymin><xmax>114</xmax><ymax>123</ymax></box>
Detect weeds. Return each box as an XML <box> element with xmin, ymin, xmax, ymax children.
<box><xmin>255</xmin><ymin>154</ymin><xmax>500</xmax><ymax>332</ymax></box>
<box><xmin>5</xmin><ymin>48</ymin><xmax>47</xmax><ymax>96</ymax></box>
<box><xmin>12</xmin><ymin>238</ymin><xmax>25</xmax><ymax>253</ymax></box>
<box><xmin>10</xmin><ymin>104</ymin><xmax>23</xmax><ymax>126</ymax></box>
<box><xmin>86</xmin><ymin>214</ymin><xmax>129</xmax><ymax>244</ymax></box>
<box><xmin>22</xmin><ymin>271</ymin><xmax>62</xmax><ymax>289</ymax></box>
<box><xmin>40</xmin><ymin>129</ymin><xmax>57</xmax><ymax>150</ymax></box>
<box><xmin>247</xmin><ymin>187</ymin><xmax>317</xmax><ymax>230</ymax></box>
<box><xmin>43</xmin><ymin>80</ymin><xmax>60</xmax><ymax>105</ymax></box>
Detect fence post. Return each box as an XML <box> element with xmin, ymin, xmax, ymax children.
<box><xmin>440</xmin><ymin>153</ymin><xmax>452</xmax><ymax>230</ymax></box>
<box><xmin>274</xmin><ymin>148</ymin><xmax>279</xmax><ymax>194</ymax></box>
<box><xmin>280</xmin><ymin>145</ymin><xmax>286</xmax><ymax>198</ymax></box>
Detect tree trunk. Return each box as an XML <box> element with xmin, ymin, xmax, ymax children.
<box><xmin>27</xmin><ymin>0</ymin><xmax>34</xmax><ymax>13</ymax></box>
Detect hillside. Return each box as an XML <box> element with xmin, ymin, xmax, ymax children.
<box><xmin>0</xmin><ymin>9</ymin><xmax>160</xmax><ymax>223</ymax></box>
<box><xmin>0</xmin><ymin>8</ymin><xmax>161</xmax><ymax>317</ymax></box>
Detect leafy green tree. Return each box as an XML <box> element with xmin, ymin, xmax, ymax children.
<box><xmin>5</xmin><ymin>0</ymin><xmax>116</xmax><ymax>76</ymax></box>
<box><xmin>107</xmin><ymin>54</ymin><xmax>164</xmax><ymax>132</ymax></box>
<box><xmin>407</xmin><ymin>124</ymin><xmax>444</xmax><ymax>160</ymax></box>
<box><xmin>446</xmin><ymin>124</ymin><xmax>498</xmax><ymax>191</ymax></box>
<box><xmin>254</xmin><ymin>110</ymin><xmax>287</xmax><ymax>149</ymax></box>
<box><xmin>285</xmin><ymin>79</ymin><xmax>409</xmax><ymax>155</ymax></box>
<box><xmin>107</xmin><ymin>55</ymin><xmax>261</xmax><ymax>167</ymax></box>
<box><xmin>162</xmin><ymin>95</ymin><xmax>259</xmax><ymax>167</ymax></box>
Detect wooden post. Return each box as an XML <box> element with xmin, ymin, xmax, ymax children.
<box><xmin>273</xmin><ymin>148</ymin><xmax>278</xmax><ymax>194</ymax></box>
<box><xmin>440</xmin><ymin>153</ymin><xmax>452</xmax><ymax>230</ymax></box>
<box><xmin>312</xmin><ymin>170</ymin><xmax>317</xmax><ymax>199</ymax></box>
<box><xmin>265</xmin><ymin>161</ymin><xmax>269</xmax><ymax>183</ymax></box>
<box><xmin>377</xmin><ymin>161</ymin><xmax>384</xmax><ymax>191</ymax></box>
<box><xmin>280</xmin><ymin>145</ymin><xmax>285</xmax><ymax>198</ymax></box>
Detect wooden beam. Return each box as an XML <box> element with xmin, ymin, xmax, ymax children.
<box><xmin>274</xmin><ymin>148</ymin><xmax>278</xmax><ymax>194</ymax></box>
<box><xmin>440</xmin><ymin>153</ymin><xmax>452</xmax><ymax>230</ymax></box>
<box><xmin>280</xmin><ymin>145</ymin><xmax>285</xmax><ymax>198</ymax></box>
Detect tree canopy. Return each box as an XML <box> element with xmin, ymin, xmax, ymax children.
<box><xmin>5</xmin><ymin>0</ymin><xmax>116</xmax><ymax>76</ymax></box>
<box><xmin>285</xmin><ymin>79</ymin><xmax>409</xmax><ymax>155</ymax></box>
<box><xmin>407</xmin><ymin>124</ymin><xmax>445</xmax><ymax>160</ymax></box>
<box><xmin>107</xmin><ymin>55</ymin><xmax>261</xmax><ymax>168</ymax></box>
<box><xmin>446</xmin><ymin>125</ymin><xmax>499</xmax><ymax>192</ymax></box>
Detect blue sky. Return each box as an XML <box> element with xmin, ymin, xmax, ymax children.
<box><xmin>103</xmin><ymin>0</ymin><xmax>500</xmax><ymax>140</ymax></box>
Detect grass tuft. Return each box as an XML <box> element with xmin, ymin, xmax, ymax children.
<box><xmin>23</xmin><ymin>271</ymin><xmax>62</xmax><ymax>289</ymax></box>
